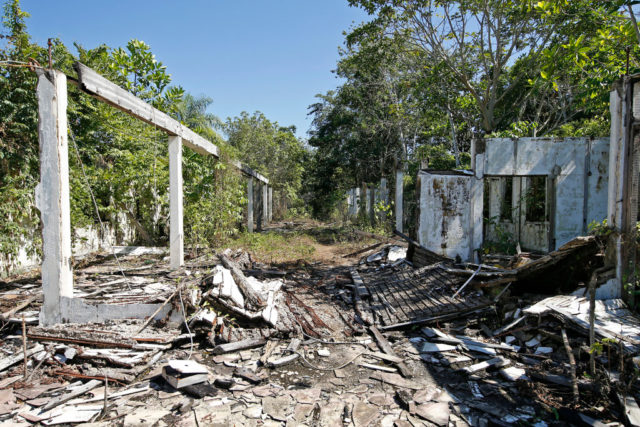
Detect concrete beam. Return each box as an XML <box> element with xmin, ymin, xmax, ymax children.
<box><xmin>169</xmin><ymin>135</ymin><xmax>184</xmax><ymax>269</ymax></box>
<box><xmin>73</xmin><ymin>62</ymin><xmax>268</xmax><ymax>184</ymax></box>
<box><xmin>36</xmin><ymin>70</ymin><xmax>74</xmax><ymax>326</ymax></box>
<box><xmin>247</xmin><ymin>177</ymin><xmax>254</xmax><ymax>233</ymax></box>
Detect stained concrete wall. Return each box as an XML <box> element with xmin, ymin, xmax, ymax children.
<box><xmin>484</xmin><ymin>137</ymin><xmax>609</xmax><ymax>250</ymax></box>
<box><xmin>1</xmin><ymin>221</ymin><xmax>135</xmax><ymax>277</ymax></box>
<box><xmin>417</xmin><ymin>170</ymin><xmax>479</xmax><ymax>260</ymax></box>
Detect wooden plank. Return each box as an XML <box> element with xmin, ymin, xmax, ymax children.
<box><xmin>369</xmin><ymin>326</ymin><xmax>412</xmax><ymax>378</ymax></box>
<box><xmin>73</xmin><ymin>62</ymin><xmax>268</xmax><ymax>184</ymax></box>
<box><xmin>212</xmin><ymin>338</ymin><xmax>267</xmax><ymax>355</ymax></box>
<box><xmin>0</xmin><ymin>344</ymin><xmax>44</xmax><ymax>373</ymax></box>
<box><xmin>41</xmin><ymin>379</ymin><xmax>101</xmax><ymax>412</ymax></box>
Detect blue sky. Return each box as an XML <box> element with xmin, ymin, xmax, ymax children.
<box><xmin>20</xmin><ymin>0</ymin><xmax>370</xmax><ymax>138</ymax></box>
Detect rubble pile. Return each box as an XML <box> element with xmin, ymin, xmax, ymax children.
<box><xmin>0</xmin><ymin>229</ymin><xmax>639</xmax><ymax>425</ymax></box>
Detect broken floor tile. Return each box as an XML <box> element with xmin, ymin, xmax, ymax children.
<box><xmin>334</xmin><ymin>368</ymin><xmax>346</xmax><ymax>378</ymax></box>
<box><xmin>371</xmin><ymin>372</ymin><xmax>423</xmax><ymax>390</ymax></box>
<box><xmin>263</xmin><ymin>395</ymin><xmax>291</xmax><ymax>421</ymax></box>
<box><xmin>123</xmin><ymin>407</ymin><xmax>170</xmax><ymax>427</ymax></box>
<box><xmin>252</xmin><ymin>384</ymin><xmax>276</xmax><ymax>397</ymax></box>
<box><xmin>352</xmin><ymin>401</ymin><xmax>380</xmax><ymax>427</ymax></box>
<box><xmin>412</xmin><ymin>387</ymin><xmax>439</xmax><ymax>404</ymax></box>
<box><xmin>243</xmin><ymin>405</ymin><xmax>262</xmax><ymax>419</ymax></box>
<box><xmin>291</xmin><ymin>387</ymin><xmax>321</xmax><ymax>404</ymax></box>
<box><xmin>319</xmin><ymin>399</ymin><xmax>345</xmax><ymax>427</ymax></box>
<box><xmin>367</xmin><ymin>393</ymin><xmax>395</xmax><ymax>407</ymax></box>
<box><xmin>414</xmin><ymin>402</ymin><xmax>450</xmax><ymax>426</ymax></box>
<box><xmin>294</xmin><ymin>403</ymin><xmax>315</xmax><ymax>422</ymax></box>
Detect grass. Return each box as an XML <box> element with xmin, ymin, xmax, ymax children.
<box><xmin>217</xmin><ymin>224</ymin><xmax>384</xmax><ymax>265</ymax></box>
<box><xmin>222</xmin><ymin>231</ymin><xmax>317</xmax><ymax>264</ymax></box>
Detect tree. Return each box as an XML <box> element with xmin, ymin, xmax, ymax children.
<box><xmin>224</xmin><ymin>112</ymin><xmax>306</xmax><ymax>218</ymax></box>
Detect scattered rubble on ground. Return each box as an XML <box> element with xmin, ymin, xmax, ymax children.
<box><xmin>0</xmin><ymin>225</ymin><xmax>638</xmax><ymax>426</ymax></box>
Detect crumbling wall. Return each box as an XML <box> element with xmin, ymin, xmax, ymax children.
<box><xmin>484</xmin><ymin>137</ymin><xmax>609</xmax><ymax>251</ymax></box>
<box><xmin>1</xmin><ymin>221</ymin><xmax>135</xmax><ymax>277</ymax></box>
<box><xmin>417</xmin><ymin>171</ymin><xmax>476</xmax><ymax>260</ymax></box>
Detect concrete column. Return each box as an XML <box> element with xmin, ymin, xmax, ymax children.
<box><xmin>262</xmin><ymin>183</ymin><xmax>268</xmax><ymax>226</ymax></box>
<box><xmin>247</xmin><ymin>177</ymin><xmax>254</xmax><ymax>233</ymax></box>
<box><xmin>268</xmin><ymin>186</ymin><xmax>273</xmax><ymax>222</ymax></box>
<box><xmin>395</xmin><ymin>170</ymin><xmax>404</xmax><ymax>232</ymax></box>
<box><xmin>365</xmin><ymin>186</ymin><xmax>371</xmax><ymax>219</ymax></box>
<box><xmin>169</xmin><ymin>135</ymin><xmax>184</xmax><ymax>269</ymax></box>
<box><xmin>36</xmin><ymin>69</ymin><xmax>73</xmax><ymax>326</ymax></box>
<box><xmin>256</xmin><ymin>182</ymin><xmax>263</xmax><ymax>231</ymax></box>
<box><xmin>369</xmin><ymin>186</ymin><xmax>375</xmax><ymax>224</ymax></box>
<box><xmin>380</xmin><ymin>178</ymin><xmax>388</xmax><ymax>205</ymax></box>
<box><xmin>470</xmin><ymin>154</ymin><xmax>485</xmax><ymax>262</ymax></box>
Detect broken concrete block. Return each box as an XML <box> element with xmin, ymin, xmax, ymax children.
<box><xmin>500</xmin><ymin>366</ymin><xmax>528</xmax><ymax>381</ymax></box>
<box><xmin>317</xmin><ymin>348</ymin><xmax>331</xmax><ymax>357</ymax></box>
<box><xmin>162</xmin><ymin>360</ymin><xmax>208</xmax><ymax>389</ymax></box>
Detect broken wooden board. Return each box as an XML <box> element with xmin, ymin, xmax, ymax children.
<box><xmin>356</xmin><ymin>264</ymin><xmax>493</xmax><ymax>330</ymax></box>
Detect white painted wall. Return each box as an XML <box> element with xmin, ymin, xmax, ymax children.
<box><xmin>417</xmin><ymin>171</ymin><xmax>475</xmax><ymax>260</ymax></box>
<box><xmin>484</xmin><ymin>137</ymin><xmax>609</xmax><ymax>250</ymax></box>
<box><xmin>1</xmin><ymin>221</ymin><xmax>135</xmax><ymax>277</ymax></box>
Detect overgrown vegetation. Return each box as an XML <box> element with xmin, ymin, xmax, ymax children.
<box><xmin>0</xmin><ymin>0</ymin><xmax>306</xmax><ymax>271</ymax></box>
<box><xmin>305</xmin><ymin>0</ymin><xmax>640</xmax><ymax>220</ymax></box>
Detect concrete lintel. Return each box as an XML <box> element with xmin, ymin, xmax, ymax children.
<box><xmin>36</xmin><ymin>69</ymin><xmax>73</xmax><ymax>326</ymax></box>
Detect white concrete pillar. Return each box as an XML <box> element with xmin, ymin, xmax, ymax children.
<box><xmin>365</xmin><ymin>186</ymin><xmax>371</xmax><ymax>219</ymax></box>
<box><xmin>470</xmin><ymin>154</ymin><xmax>485</xmax><ymax>262</ymax></box>
<box><xmin>36</xmin><ymin>69</ymin><xmax>73</xmax><ymax>326</ymax></box>
<box><xmin>380</xmin><ymin>178</ymin><xmax>388</xmax><ymax>205</ymax></box>
<box><xmin>169</xmin><ymin>135</ymin><xmax>184</xmax><ymax>269</ymax></box>
<box><xmin>262</xmin><ymin>183</ymin><xmax>268</xmax><ymax>226</ymax></box>
<box><xmin>395</xmin><ymin>170</ymin><xmax>404</xmax><ymax>232</ymax></box>
<box><xmin>369</xmin><ymin>186</ymin><xmax>375</xmax><ymax>224</ymax></box>
<box><xmin>247</xmin><ymin>177</ymin><xmax>254</xmax><ymax>233</ymax></box>
<box><xmin>256</xmin><ymin>182</ymin><xmax>263</xmax><ymax>231</ymax></box>
<box><xmin>268</xmin><ymin>186</ymin><xmax>273</xmax><ymax>222</ymax></box>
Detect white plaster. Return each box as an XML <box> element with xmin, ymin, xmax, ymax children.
<box><xmin>417</xmin><ymin>171</ymin><xmax>473</xmax><ymax>260</ymax></box>
<box><xmin>168</xmin><ymin>135</ymin><xmax>184</xmax><ymax>269</ymax></box>
<box><xmin>36</xmin><ymin>70</ymin><xmax>73</xmax><ymax>326</ymax></box>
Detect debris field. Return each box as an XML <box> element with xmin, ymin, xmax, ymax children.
<box><xmin>0</xmin><ymin>224</ymin><xmax>638</xmax><ymax>426</ymax></box>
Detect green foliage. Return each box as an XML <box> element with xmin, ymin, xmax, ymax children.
<box><xmin>224</xmin><ymin>112</ymin><xmax>306</xmax><ymax>219</ymax></box>
<box><xmin>482</xmin><ymin>217</ymin><xmax>517</xmax><ymax>255</ymax></box>
<box><xmin>0</xmin><ymin>0</ymin><xmax>300</xmax><ymax>272</ymax></box>
<box><xmin>415</xmin><ymin>144</ymin><xmax>471</xmax><ymax>170</ymax></box>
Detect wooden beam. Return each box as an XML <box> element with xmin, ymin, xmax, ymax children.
<box><xmin>73</xmin><ymin>62</ymin><xmax>268</xmax><ymax>184</ymax></box>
